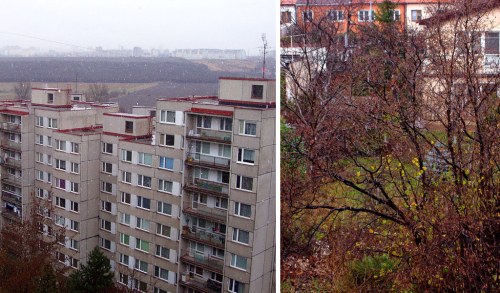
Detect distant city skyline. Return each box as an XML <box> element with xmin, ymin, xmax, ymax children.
<box><xmin>0</xmin><ymin>0</ymin><xmax>276</xmax><ymax>56</ymax></box>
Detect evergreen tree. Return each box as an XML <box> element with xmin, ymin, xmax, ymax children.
<box><xmin>35</xmin><ymin>264</ymin><xmax>59</xmax><ymax>293</ymax></box>
<box><xmin>375</xmin><ymin>0</ymin><xmax>397</xmax><ymax>24</ymax></box>
<box><xmin>66</xmin><ymin>247</ymin><xmax>114</xmax><ymax>293</ymax></box>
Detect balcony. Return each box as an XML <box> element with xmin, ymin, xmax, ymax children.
<box><xmin>1</xmin><ymin>141</ymin><xmax>21</xmax><ymax>152</ymax></box>
<box><xmin>184</xmin><ymin>178</ymin><xmax>229</xmax><ymax>198</ymax></box>
<box><xmin>185</xmin><ymin>153</ymin><xmax>230</xmax><ymax>171</ymax></box>
<box><xmin>180</xmin><ymin>249</ymin><xmax>224</xmax><ymax>274</ymax></box>
<box><xmin>0</xmin><ymin>123</ymin><xmax>21</xmax><ymax>133</ymax></box>
<box><xmin>0</xmin><ymin>158</ymin><xmax>21</xmax><ymax>170</ymax></box>
<box><xmin>1</xmin><ymin>174</ymin><xmax>22</xmax><ymax>187</ymax></box>
<box><xmin>179</xmin><ymin>274</ymin><xmax>222</xmax><ymax>293</ymax></box>
<box><xmin>183</xmin><ymin>202</ymin><xmax>227</xmax><ymax>224</ymax></box>
<box><xmin>1</xmin><ymin>207</ymin><xmax>21</xmax><ymax>222</ymax></box>
<box><xmin>187</xmin><ymin>128</ymin><xmax>231</xmax><ymax>144</ymax></box>
<box><xmin>2</xmin><ymin>190</ymin><xmax>22</xmax><ymax>204</ymax></box>
<box><xmin>182</xmin><ymin>225</ymin><xmax>225</xmax><ymax>248</ymax></box>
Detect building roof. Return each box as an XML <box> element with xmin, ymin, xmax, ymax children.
<box><xmin>295</xmin><ymin>0</ymin><xmax>443</xmax><ymax>5</ymax></box>
<box><xmin>281</xmin><ymin>0</ymin><xmax>297</xmax><ymax>5</ymax></box>
<box><xmin>418</xmin><ymin>0</ymin><xmax>500</xmax><ymax>26</ymax></box>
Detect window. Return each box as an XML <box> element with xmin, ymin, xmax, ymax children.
<box><xmin>411</xmin><ymin>10</ymin><xmax>422</xmax><ymax>21</ymax></box>
<box><xmin>211</xmin><ymin>272</ymin><xmax>223</xmax><ymax>282</ymax></box>
<box><xmin>56</xmin><ymin>252</ymin><xmax>65</xmax><ymax>263</ymax></box>
<box><xmin>36</xmin><ymin>187</ymin><xmax>44</xmax><ymax>198</ymax></box>
<box><xmin>359</xmin><ymin>10</ymin><xmax>374</xmax><ymax>22</ymax></box>
<box><xmin>229</xmin><ymin>279</ymin><xmax>245</xmax><ymax>293</ymax></box>
<box><xmin>36</xmin><ymin>170</ymin><xmax>43</xmax><ymax>181</ymax></box>
<box><xmin>193</xmin><ymin>193</ymin><xmax>207</xmax><ymax>205</ymax></box>
<box><xmin>36</xmin><ymin>134</ymin><xmax>43</xmax><ymax>145</ymax></box>
<box><xmin>159</xmin><ymin>156</ymin><xmax>174</xmax><ymax>170</ymax></box>
<box><xmin>154</xmin><ymin>266</ymin><xmax>169</xmax><ymax>281</ymax></box>
<box><xmin>47</xmin><ymin>93</ymin><xmax>53</xmax><ymax>103</ymax></box>
<box><xmin>55</xmin><ymin>178</ymin><xmax>66</xmax><ymax>189</ymax></box>
<box><xmin>393</xmin><ymin>9</ymin><xmax>401</xmax><ymax>21</ymax></box>
<box><xmin>121</xmin><ymin>192</ymin><xmax>131</xmax><ymax>204</ymax></box>
<box><xmin>157</xmin><ymin>202</ymin><xmax>172</xmax><ymax>215</ymax></box>
<box><xmin>48</xmin><ymin>118</ymin><xmax>57</xmax><ymax>129</ymax></box>
<box><xmin>215</xmin><ymin>197</ymin><xmax>228</xmax><ymax>209</ymax></box>
<box><xmin>56</xmin><ymin>140</ymin><xmax>65</xmax><ymax>151</ymax></box>
<box><xmin>47</xmin><ymin>155</ymin><xmax>52</xmax><ymax>165</ymax></box>
<box><xmin>101</xmin><ymin>200</ymin><xmax>112</xmax><ymax>212</ymax></box>
<box><xmin>303</xmin><ymin>10</ymin><xmax>313</xmax><ymax>22</ymax></box>
<box><xmin>233</xmin><ymin>228</ymin><xmax>250</xmax><ymax>244</ymax></box>
<box><xmin>218</xmin><ymin>144</ymin><xmax>231</xmax><ymax>158</ymax></box>
<box><xmin>101</xmin><ymin>238</ymin><xmax>111</xmax><ymax>250</ymax></box>
<box><xmin>212</xmin><ymin>247</ymin><xmax>224</xmax><ymax>258</ymax></box>
<box><xmin>55</xmin><ymin>159</ymin><xmax>66</xmax><ymax>170</ymax></box>
<box><xmin>55</xmin><ymin>215</ymin><xmax>65</xmax><ymax>226</ymax></box>
<box><xmin>160</xmin><ymin>110</ymin><xmax>176</xmax><ymax>123</ymax></box>
<box><xmin>486</xmin><ymin>32</ymin><xmax>500</xmax><ymax>55</ymax></box>
<box><xmin>237</xmin><ymin>148</ymin><xmax>255</xmax><ymax>164</ymax></box>
<box><xmin>235</xmin><ymin>202</ymin><xmax>251</xmax><ymax>218</ymax></box>
<box><xmin>220</xmin><ymin>117</ymin><xmax>233</xmax><ymax>131</ymax></box>
<box><xmin>70</xmin><ymin>182</ymin><xmax>79</xmax><ymax>193</ymax></box>
<box><xmin>236</xmin><ymin>175</ymin><xmax>253</xmax><ymax>191</ymax></box>
<box><xmin>135</xmin><ymin>259</ymin><xmax>148</xmax><ymax>273</ymax></box>
<box><xmin>156</xmin><ymin>223</ymin><xmax>171</xmax><ymax>238</ymax></box>
<box><xmin>137</xmin><ymin>175</ymin><xmax>151</xmax><ymax>188</ymax></box>
<box><xmin>47</xmin><ymin>173</ymin><xmax>52</xmax><ymax>183</ymax></box>
<box><xmin>125</xmin><ymin>121</ymin><xmax>133</xmax><ymax>133</ymax></box>
<box><xmin>120</xmin><ymin>213</ymin><xmax>131</xmax><ymax>225</ymax></box>
<box><xmin>197</xmin><ymin>115</ymin><xmax>212</xmax><ymax>128</ymax></box>
<box><xmin>137</xmin><ymin>196</ymin><xmax>151</xmax><ymax>209</ymax></box>
<box><xmin>133</xmin><ymin>279</ymin><xmax>147</xmax><ymax>292</ymax></box>
<box><xmin>251</xmin><ymin>84</ymin><xmax>263</xmax><ymax>99</ymax></box>
<box><xmin>120</xmin><ymin>233</ymin><xmax>130</xmax><ymax>245</ymax></box>
<box><xmin>119</xmin><ymin>171</ymin><xmax>130</xmax><ymax>184</ymax></box>
<box><xmin>155</xmin><ymin>245</ymin><xmax>170</xmax><ymax>259</ymax></box>
<box><xmin>102</xmin><ymin>142</ymin><xmax>113</xmax><ymax>154</ymax></box>
<box><xmin>70</xmin><ymin>258</ymin><xmax>78</xmax><ymax>269</ymax></box>
<box><xmin>230</xmin><ymin>254</ymin><xmax>247</xmax><ymax>271</ymax></box>
<box><xmin>327</xmin><ymin>10</ymin><xmax>344</xmax><ymax>22</ymax></box>
<box><xmin>102</xmin><ymin>182</ymin><xmax>112</xmax><ymax>193</ymax></box>
<box><xmin>102</xmin><ymin>162</ymin><xmax>112</xmax><ymax>173</ymax></box>
<box><xmin>56</xmin><ymin>233</ymin><xmax>64</xmax><ymax>245</ymax></box>
<box><xmin>138</xmin><ymin>153</ymin><xmax>152</xmax><ymax>166</ymax></box>
<box><xmin>36</xmin><ymin>116</ymin><xmax>43</xmax><ymax>127</ymax></box>
<box><xmin>70</xmin><ymin>220</ymin><xmax>79</xmax><ymax>231</ymax></box>
<box><xmin>119</xmin><ymin>273</ymin><xmax>129</xmax><ymax>285</ymax></box>
<box><xmin>217</xmin><ymin>171</ymin><xmax>230</xmax><ymax>184</ymax></box>
<box><xmin>70</xmin><ymin>162</ymin><xmax>79</xmax><ymax>173</ymax></box>
<box><xmin>55</xmin><ymin>197</ymin><xmax>66</xmax><ymax>209</ymax></box>
<box><xmin>70</xmin><ymin>239</ymin><xmax>78</xmax><ymax>251</ymax></box>
<box><xmin>239</xmin><ymin>120</ymin><xmax>256</xmax><ymax>135</ymax></box>
<box><xmin>70</xmin><ymin>201</ymin><xmax>79</xmax><ymax>213</ymax></box>
<box><xmin>190</xmin><ymin>263</ymin><xmax>204</xmax><ymax>276</ymax></box>
<box><xmin>159</xmin><ymin>134</ymin><xmax>175</xmax><ymax>146</ymax></box>
<box><xmin>101</xmin><ymin>219</ymin><xmax>112</xmax><ymax>231</ymax></box>
<box><xmin>158</xmin><ymin>179</ymin><xmax>173</xmax><ymax>193</ymax></box>
<box><xmin>122</xmin><ymin>150</ymin><xmax>132</xmax><ymax>162</ymax></box>
<box><xmin>136</xmin><ymin>217</ymin><xmax>150</xmax><ymax>231</ymax></box>
<box><xmin>281</xmin><ymin>10</ymin><xmax>292</xmax><ymax>23</ymax></box>
<box><xmin>119</xmin><ymin>253</ymin><xmax>129</xmax><ymax>265</ymax></box>
<box><xmin>70</xmin><ymin>142</ymin><xmax>79</xmax><ymax>153</ymax></box>
<box><xmin>36</xmin><ymin>152</ymin><xmax>43</xmax><ymax>163</ymax></box>
<box><xmin>196</xmin><ymin>141</ymin><xmax>211</xmax><ymax>154</ymax></box>
<box><xmin>135</xmin><ymin>238</ymin><xmax>149</xmax><ymax>252</ymax></box>
<box><xmin>194</xmin><ymin>167</ymin><xmax>209</xmax><ymax>179</ymax></box>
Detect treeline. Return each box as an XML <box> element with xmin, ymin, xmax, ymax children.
<box><xmin>0</xmin><ymin>57</ymin><xmax>254</xmax><ymax>83</ymax></box>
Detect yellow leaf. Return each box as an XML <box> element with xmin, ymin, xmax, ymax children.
<box><xmin>357</xmin><ymin>172</ymin><xmax>361</xmax><ymax>177</ymax></box>
<box><xmin>369</xmin><ymin>229</ymin><xmax>374</xmax><ymax>233</ymax></box>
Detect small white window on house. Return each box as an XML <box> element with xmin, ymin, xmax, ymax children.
<box><xmin>56</xmin><ymin>140</ymin><xmax>65</xmax><ymax>151</ymax></box>
<box><xmin>230</xmin><ymin>254</ymin><xmax>247</xmax><ymax>271</ymax></box>
<box><xmin>156</xmin><ymin>223</ymin><xmax>171</xmax><ymax>238</ymax></box>
<box><xmin>411</xmin><ymin>10</ymin><xmax>422</xmax><ymax>21</ymax></box>
<box><xmin>196</xmin><ymin>115</ymin><xmax>212</xmax><ymax>128</ymax></box>
<box><xmin>70</xmin><ymin>220</ymin><xmax>79</xmax><ymax>231</ymax></box>
<box><xmin>233</xmin><ymin>228</ymin><xmax>250</xmax><ymax>245</ymax></box>
<box><xmin>101</xmin><ymin>200</ymin><xmax>112</xmax><ymax>213</ymax></box>
<box><xmin>237</xmin><ymin>148</ymin><xmax>255</xmax><ymax>164</ymax></box>
<box><xmin>220</xmin><ymin>117</ymin><xmax>233</xmax><ymax>131</ymax></box>
<box><xmin>102</xmin><ymin>142</ymin><xmax>113</xmax><ymax>154</ymax></box>
<box><xmin>48</xmin><ymin>118</ymin><xmax>58</xmax><ymax>129</ymax></box>
<box><xmin>159</xmin><ymin>134</ymin><xmax>175</xmax><ymax>146</ymax></box>
<box><xmin>70</xmin><ymin>162</ymin><xmax>79</xmax><ymax>174</ymax></box>
<box><xmin>236</xmin><ymin>175</ymin><xmax>253</xmax><ymax>191</ymax></box>
<box><xmin>70</xmin><ymin>142</ymin><xmax>79</xmax><ymax>154</ymax></box>
<box><xmin>486</xmin><ymin>32</ymin><xmax>500</xmax><ymax>55</ymax></box>
<box><xmin>158</xmin><ymin>179</ymin><xmax>173</xmax><ymax>193</ymax></box>
<box><xmin>393</xmin><ymin>10</ymin><xmax>401</xmax><ymax>21</ymax></box>
<box><xmin>121</xmin><ymin>192</ymin><xmax>131</xmax><ymax>204</ymax></box>
<box><xmin>102</xmin><ymin>162</ymin><xmax>112</xmax><ymax>174</ymax></box>
<box><xmin>137</xmin><ymin>175</ymin><xmax>151</xmax><ymax>188</ymax></box>
<box><xmin>36</xmin><ymin>116</ymin><xmax>43</xmax><ymax>127</ymax></box>
<box><xmin>359</xmin><ymin>10</ymin><xmax>374</xmax><ymax>22</ymax></box>
<box><xmin>137</xmin><ymin>196</ymin><xmax>151</xmax><ymax>210</ymax></box>
<box><xmin>70</xmin><ymin>201</ymin><xmax>79</xmax><ymax>213</ymax></box>
<box><xmin>327</xmin><ymin>10</ymin><xmax>344</xmax><ymax>22</ymax></box>
<box><xmin>122</xmin><ymin>171</ymin><xmax>131</xmax><ymax>183</ymax></box>
<box><xmin>70</xmin><ymin>182</ymin><xmax>79</xmax><ymax>193</ymax></box>
<box><xmin>235</xmin><ymin>202</ymin><xmax>251</xmax><ymax>218</ymax></box>
<box><xmin>138</xmin><ymin>153</ymin><xmax>152</xmax><ymax>166</ymax></box>
<box><xmin>303</xmin><ymin>10</ymin><xmax>313</xmax><ymax>22</ymax></box>
<box><xmin>120</xmin><ymin>213</ymin><xmax>131</xmax><ymax>225</ymax></box>
<box><xmin>122</xmin><ymin>150</ymin><xmax>132</xmax><ymax>162</ymax></box>
<box><xmin>239</xmin><ymin>120</ymin><xmax>257</xmax><ymax>136</ymax></box>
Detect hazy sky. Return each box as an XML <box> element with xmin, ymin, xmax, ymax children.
<box><xmin>0</xmin><ymin>0</ymin><xmax>276</xmax><ymax>55</ymax></box>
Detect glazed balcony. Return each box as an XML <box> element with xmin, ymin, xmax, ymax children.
<box><xmin>2</xmin><ymin>190</ymin><xmax>22</xmax><ymax>204</ymax></box>
<box><xmin>181</xmin><ymin>225</ymin><xmax>225</xmax><ymax>249</ymax></box>
<box><xmin>187</xmin><ymin>128</ymin><xmax>231</xmax><ymax>144</ymax></box>
<box><xmin>0</xmin><ymin>123</ymin><xmax>21</xmax><ymax>134</ymax></box>
<box><xmin>1</xmin><ymin>174</ymin><xmax>22</xmax><ymax>187</ymax></box>
<box><xmin>179</xmin><ymin>274</ymin><xmax>222</xmax><ymax>293</ymax></box>
<box><xmin>180</xmin><ymin>249</ymin><xmax>224</xmax><ymax>274</ymax></box>
<box><xmin>1</xmin><ymin>208</ymin><xmax>21</xmax><ymax>222</ymax></box>
<box><xmin>1</xmin><ymin>141</ymin><xmax>21</xmax><ymax>152</ymax></box>
<box><xmin>0</xmin><ymin>158</ymin><xmax>21</xmax><ymax>170</ymax></box>
<box><xmin>182</xmin><ymin>202</ymin><xmax>227</xmax><ymax>224</ymax></box>
<box><xmin>185</xmin><ymin>153</ymin><xmax>230</xmax><ymax>171</ymax></box>
<box><xmin>184</xmin><ymin>178</ymin><xmax>229</xmax><ymax>198</ymax></box>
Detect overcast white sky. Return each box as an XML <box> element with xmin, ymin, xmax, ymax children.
<box><xmin>0</xmin><ymin>0</ymin><xmax>276</xmax><ymax>55</ymax></box>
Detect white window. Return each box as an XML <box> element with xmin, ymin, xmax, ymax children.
<box><xmin>121</xmin><ymin>192</ymin><xmax>131</xmax><ymax>204</ymax></box>
<box><xmin>237</xmin><ymin>148</ymin><xmax>255</xmax><ymax>164</ymax></box>
<box><xmin>135</xmin><ymin>259</ymin><xmax>148</xmax><ymax>273</ymax></box>
<box><xmin>157</xmin><ymin>201</ymin><xmax>172</xmax><ymax>215</ymax></box>
<box><xmin>102</xmin><ymin>181</ymin><xmax>112</xmax><ymax>193</ymax></box>
<box><xmin>155</xmin><ymin>245</ymin><xmax>170</xmax><ymax>259</ymax></box>
<box><xmin>70</xmin><ymin>239</ymin><xmax>78</xmax><ymax>251</ymax></box>
<box><xmin>136</xmin><ymin>217</ymin><xmax>150</xmax><ymax>231</ymax></box>
<box><xmin>156</xmin><ymin>223</ymin><xmax>171</xmax><ymax>238</ymax></box>
<box><xmin>158</xmin><ymin>179</ymin><xmax>173</xmax><ymax>193</ymax></box>
<box><xmin>55</xmin><ymin>159</ymin><xmax>66</xmax><ymax>170</ymax></box>
<box><xmin>55</xmin><ymin>178</ymin><xmax>66</xmax><ymax>189</ymax></box>
<box><xmin>393</xmin><ymin>9</ymin><xmax>401</xmax><ymax>21</ymax></box>
<box><xmin>133</xmin><ymin>279</ymin><xmax>147</xmax><ymax>292</ymax></box>
<box><xmin>101</xmin><ymin>219</ymin><xmax>112</xmax><ymax>231</ymax></box>
<box><xmin>235</xmin><ymin>202</ymin><xmax>251</xmax><ymax>218</ymax></box>
<box><xmin>194</xmin><ymin>167</ymin><xmax>209</xmax><ymax>179</ymax></box>
<box><xmin>239</xmin><ymin>120</ymin><xmax>257</xmax><ymax>136</ymax></box>
<box><xmin>70</xmin><ymin>142</ymin><xmax>79</xmax><ymax>154</ymax></box>
<box><xmin>236</xmin><ymin>175</ymin><xmax>253</xmax><ymax>191</ymax></box>
<box><xmin>230</xmin><ymin>254</ymin><xmax>247</xmax><ymax>271</ymax></box>
<box><xmin>220</xmin><ymin>117</ymin><xmax>233</xmax><ymax>131</ymax></box>
<box><xmin>135</xmin><ymin>238</ymin><xmax>149</xmax><ymax>252</ymax></box>
<box><xmin>36</xmin><ymin>187</ymin><xmax>44</xmax><ymax>198</ymax></box>
<box><xmin>56</xmin><ymin>252</ymin><xmax>66</xmax><ymax>263</ymax></box>
<box><xmin>36</xmin><ymin>134</ymin><xmax>43</xmax><ymax>145</ymax></box>
<box><xmin>137</xmin><ymin>175</ymin><xmax>151</xmax><ymax>188</ymax></box>
<box><xmin>119</xmin><ymin>273</ymin><xmax>128</xmax><ymax>285</ymax></box>
<box><xmin>47</xmin><ymin>173</ymin><xmax>52</xmax><ymax>183</ymax></box>
<box><xmin>359</xmin><ymin>10</ymin><xmax>374</xmax><ymax>22</ymax></box>
<box><xmin>70</xmin><ymin>220</ymin><xmax>79</xmax><ymax>232</ymax></box>
<box><xmin>47</xmin><ymin>136</ymin><xmax>52</xmax><ymax>147</ymax></box>
<box><xmin>233</xmin><ymin>228</ymin><xmax>250</xmax><ymax>244</ymax></box>
<box><xmin>412</xmin><ymin>10</ymin><xmax>422</xmax><ymax>21</ymax></box>
<box><xmin>121</xmin><ymin>171</ymin><xmax>131</xmax><ymax>183</ymax></box>
<box><xmin>122</xmin><ymin>150</ymin><xmax>132</xmax><ymax>162</ymax></box>
<box><xmin>197</xmin><ymin>115</ymin><xmax>212</xmax><ymax>128</ymax></box>
<box><xmin>102</xmin><ymin>162</ymin><xmax>112</xmax><ymax>173</ymax></box>
<box><xmin>36</xmin><ymin>152</ymin><xmax>43</xmax><ymax>163</ymax></box>
<box><xmin>159</xmin><ymin>134</ymin><xmax>175</xmax><ymax>146</ymax></box>
<box><xmin>137</xmin><ymin>196</ymin><xmax>151</xmax><ymax>209</ymax></box>
<box><xmin>102</xmin><ymin>142</ymin><xmax>113</xmax><ymax>154</ymax></box>
<box><xmin>138</xmin><ymin>153</ymin><xmax>152</xmax><ymax>166</ymax></box>
<box><xmin>120</xmin><ymin>213</ymin><xmax>131</xmax><ymax>225</ymax></box>
<box><xmin>36</xmin><ymin>116</ymin><xmax>43</xmax><ymax>127</ymax></box>
<box><xmin>55</xmin><ymin>197</ymin><xmax>66</xmax><ymax>209</ymax></box>
<box><xmin>47</xmin><ymin>155</ymin><xmax>52</xmax><ymax>165</ymax></box>
<box><xmin>70</xmin><ymin>162</ymin><xmax>79</xmax><ymax>173</ymax></box>
<box><xmin>196</xmin><ymin>141</ymin><xmax>211</xmax><ymax>154</ymax></box>
<box><xmin>70</xmin><ymin>182</ymin><xmax>79</xmax><ymax>193</ymax></box>
<box><xmin>55</xmin><ymin>215</ymin><xmax>65</xmax><ymax>226</ymax></box>
<box><xmin>160</xmin><ymin>110</ymin><xmax>176</xmax><ymax>123</ymax></box>
<box><xmin>154</xmin><ymin>266</ymin><xmax>169</xmax><ymax>281</ymax></box>
<box><xmin>120</xmin><ymin>233</ymin><xmax>130</xmax><ymax>245</ymax></box>
<box><xmin>101</xmin><ymin>238</ymin><xmax>111</xmax><ymax>250</ymax></box>
<box><xmin>303</xmin><ymin>10</ymin><xmax>313</xmax><ymax>22</ymax></box>
<box><xmin>217</xmin><ymin>171</ymin><xmax>230</xmax><ymax>184</ymax></box>
<box><xmin>119</xmin><ymin>253</ymin><xmax>129</xmax><ymax>265</ymax></box>
<box><xmin>327</xmin><ymin>10</ymin><xmax>344</xmax><ymax>22</ymax></box>
<box><xmin>70</xmin><ymin>201</ymin><xmax>79</xmax><ymax>213</ymax></box>
<box><xmin>70</xmin><ymin>257</ymin><xmax>78</xmax><ymax>269</ymax></box>
<box><xmin>229</xmin><ymin>279</ymin><xmax>245</xmax><ymax>293</ymax></box>
<box><xmin>36</xmin><ymin>170</ymin><xmax>43</xmax><ymax>181</ymax></box>
<box><xmin>159</xmin><ymin>156</ymin><xmax>174</xmax><ymax>170</ymax></box>
<box><xmin>56</xmin><ymin>140</ymin><xmax>65</xmax><ymax>151</ymax></box>
<box><xmin>218</xmin><ymin>144</ymin><xmax>231</xmax><ymax>158</ymax></box>
<box><xmin>101</xmin><ymin>200</ymin><xmax>112</xmax><ymax>213</ymax></box>
<box><xmin>215</xmin><ymin>197</ymin><xmax>228</xmax><ymax>209</ymax></box>
<box><xmin>48</xmin><ymin>118</ymin><xmax>57</xmax><ymax>129</ymax></box>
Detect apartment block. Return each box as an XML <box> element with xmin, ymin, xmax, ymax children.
<box><xmin>0</xmin><ymin>77</ymin><xmax>276</xmax><ymax>293</ymax></box>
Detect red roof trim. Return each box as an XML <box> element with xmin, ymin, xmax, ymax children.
<box><xmin>31</xmin><ymin>103</ymin><xmax>72</xmax><ymax>108</ymax></box>
<box><xmin>219</xmin><ymin>77</ymin><xmax>276</xmax><ymax>82</ymax></box>
<box><xmin>157</xmin><ymin>96</ymin><xmax>218</xmax><ymax>102</ymax></box>
<box><xmin>56</xmin><ymin>125</ymin><xmax>103</xmax><ymax>133</ymax></box>
<box><xmin>31</xmin><ymin>87</ymin><xmax>72</xmax><ymax>92</ymax></box>
<box><xmin>0</xmin><ymin>110</ymin><xmax>29</xmax><ymax>116</ymax></box>
<box><xmin>218</xmin><ymin>99</ymin><xmax>276</xmax><ymax>106</ymax></box>
<box><xmin>103</xmin><ymin>132</ymin><xmax>151</xmax><ymax>139</ymax></box>
<box><xmin>190</xmin><ymin>108</ymin><xmax>233</xmax><ymax>116</ymax></box>
<box><xmin>103</xmin><ymin>113</ymin><xmax>151</xmax><ymax>119</ymax></box>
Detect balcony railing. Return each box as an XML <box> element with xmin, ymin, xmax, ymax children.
<box><xmin>1</xmin><ymin>174</ymin><xmax>22</xmax><ymax>187</ymax></box>
<box><xmin>183</xmin><ymin>202</ymin><xmax>227</xmax><ymax>224</ymax></box>
<box><xmin>186</xmin><ymin>153</ymin><xmax>230</xmax><ymax>170</ymax></box>
<box><xmin>187</xmin><ymin>128</ymin><xmax>231</xmax><ymax>144</ymax></box>
<box><xmin>1</xmin><ymin>208</ymin><xmax>21</xmax><ymax>222</ymax></box>
<box><xmin>1</xmin><ymin>141</ymin><xmax>21</xmax><ymax>152</ymax></box>
<box><xmin>179</xmin><ymin>274</ymin><xmax>222</xmax><ymax>293</ymax></box>
<box><xmin>0</xmin><ymin>158</ymin><xmax>21</xmax><ymax>169</ymax></box>
<box><xmin>0</xmin><ymin>123</ymin><xmax>21</xmax><ymax>133</ymax></box>
<box><xmin>180</xmin><ymin>249</ymin><xmax>224</xmax><ymax>274</ymax></box>
<box><xmin>2</xmin><ymin>191</ymin><xmax>22</xmax><ymax>204</ymax></box>
<box><xmin>182</xmin><ymin>225</ymin><xmax>225</xmax><ymax>248</ymax></box>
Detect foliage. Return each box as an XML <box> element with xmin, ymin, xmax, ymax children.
<box><xmin>66</xmin><ymin>247</ymin><xmax>114</xmax><ymax>293</ymax></box>
<box><xmin>343</xmin><ymin>254</ymin><xmax>400</xmax><ymax>292</ymax></box>
<box><xmin>86</xmin><ymin>83</ymin><xmax>110</xmax><ymax>102</ymax></box>
<box><xmin>13</xmin><ymin>81</ymin><xmax>31</xmax><ymax>100</ymax></box>
<box><xmin>35</xmin><ymin>264</ymin><xmax>59</xmax><ymax>293</ymax></box>
<box><xmin>375</xmin><ymin>1</ymin><xmax>397</xmax><ymax>24</ymax></box>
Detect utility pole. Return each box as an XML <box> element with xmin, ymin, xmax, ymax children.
<box><xmin>262</xmin><ymin>33</ymin><xmax>267</xmax><ymax>78</ymax></box>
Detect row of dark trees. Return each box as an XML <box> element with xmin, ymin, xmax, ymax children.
<box><xmin>282</xmin><ymin>0</ymin><xmax>500</xmax><ymax>291</ymax></box>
